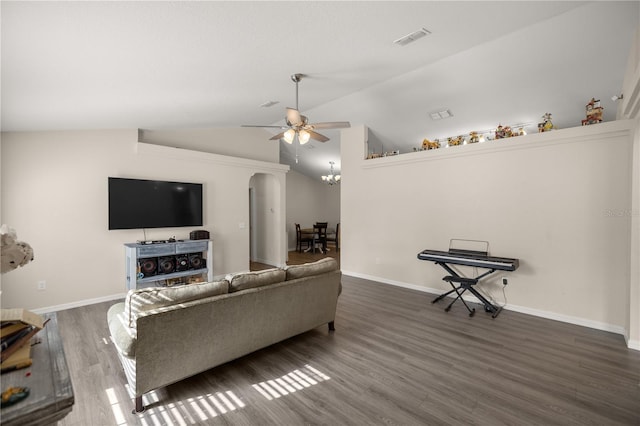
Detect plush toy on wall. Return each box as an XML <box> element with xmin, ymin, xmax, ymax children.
<box><xmin>1</xmin><ymin>225</ymin><xmax>34</xmax><ymax>274</ymax></box>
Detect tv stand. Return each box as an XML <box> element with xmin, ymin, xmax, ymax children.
<box><xmin>125</xmin><ymin>240</ymin><xmax>213</xmax><ymax>290</ymax></box>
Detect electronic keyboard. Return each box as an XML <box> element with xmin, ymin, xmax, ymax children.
<box><xmin>417</xmin><ymin>247</ymin><xmax>520</xmax><ymax>318</ymax></box>
<box><xmin>417</xmin><ymin>249</ymin><xmax>519</xmax><ymax>271</ymax></box>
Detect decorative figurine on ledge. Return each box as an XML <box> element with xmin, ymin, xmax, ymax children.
<box><xmin>421</xmin><ymin>138</ymin><xmax>440</xmax><ymax>150</ymax></box>
<box><xmin>447</xmin><ymin>135</ymin><xmax>463</xmax><ymax>146</ymax></box>
<box><xmin>495</xmin><ymin>125</ymin><xmax>513</xmax><ymax>139</ymax></box>
<box><xmin>468</xmin><ymin>131</ymin><xmax>480</xmax><ymax>144</ymax></box>
<box><xmin>538</xmin><ymin>113</ymin><xmax>555</xmax><ymax>132</ymax></box>
<box><xmin>582</xmin><ymin>98</ymin><xmax>603</xmax><ymax>126</ymax></box>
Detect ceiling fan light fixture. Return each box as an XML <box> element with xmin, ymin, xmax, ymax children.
<box><xmin>283</xmin><ymin>129</ymin><xmax>295</xmax><ymax>144</ymax></box>
<box><xmin>244</xmin><ymin>73</ymin><xmax>350</xmax><ymax>145</ymax></box>
<box><xmin>298</xmin><ymin>129</ymin><xmax>311</xmax><ymax>145</ymax></box>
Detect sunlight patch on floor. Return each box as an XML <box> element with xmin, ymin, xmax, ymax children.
<box><xmin>107</xmin><ymin>365</ymin><xmax>327</xmax><ymax>424</ymax></box>
<box><xmin>139</xmin><ymin>391</ymin><xmax>246</xmax><ymax>425</ymax></box>
<box><xmin>106</xmin><ymin>387</ymin><xmax>128</xmax><ymax>426</ymax></box>
<box><xmin>252</xmin><ymin>364</ymin><xmax>331</xmax><ymax>401</ymax></box>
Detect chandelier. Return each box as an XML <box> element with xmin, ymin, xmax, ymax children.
<box><xmin>321</xmin><ymin>161</ymin><xmax>341</xmax><ymax>185</ymax></box>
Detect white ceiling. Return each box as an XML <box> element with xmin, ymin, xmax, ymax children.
<box><xmin>2</xmin><ymin>1</ymin><xmax>638</xmax><ymax>179</ymax></box>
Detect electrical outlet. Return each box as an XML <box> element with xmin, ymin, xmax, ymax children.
<box><xmin>37</xmin><ymin>280</ymin><xmax>46</xmax><ymax>291</ymax></box>
<box><xmin>502</xmin><ymin>277</ymin><xmax>508</xmax><ymax>286</ymax></box>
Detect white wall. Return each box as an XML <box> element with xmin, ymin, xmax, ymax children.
<box><xmin>0</xmin><ymin>129</ymin><xmax>288</xmax><ymax>311</ymax></box>
<box><xmin>285</xmin><ymin>170</ymin><xmax>340</xmax><ymax>250</ymax></box>
<box><xmin>619</xmin><ymin>25</ymin><xmax>640</xmax><ymax>349</ymax></box>
<box><xmin>139</xmin><ymin>127</ymin><xmax>278</xmax><ymax>163</ymax></box>
<box><xmin>341</xmin><ymin>121</ymin><xmax>634</xmax><ymax>339</ymax></box>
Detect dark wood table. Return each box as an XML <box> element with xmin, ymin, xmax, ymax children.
<box><xmin>1</xmin><ymin>312</ymin><xmax>74</xmax><ymax>426</ymax></box>
<box><xmin>301</xmin><ymin>227</ymin><xmax>328</xmax><ymax>253</ymax></box>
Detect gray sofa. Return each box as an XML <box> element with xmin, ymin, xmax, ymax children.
<box><xmin>107</xmin><ymin>257</ymin><xmax>341</xmax><ymax>412</ymax></box>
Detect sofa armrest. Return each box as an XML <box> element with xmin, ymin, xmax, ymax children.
<box><xmin>107</xmin><ymin>302</ymin><xmax>137</xmax><ymax>357</ymax></box>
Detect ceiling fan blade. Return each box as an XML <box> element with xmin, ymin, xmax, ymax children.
<box><xmin>309</xmin><ymin>121</ymin><xmax>351</xmax><ymax>130</ymax></box>
<box><xmin>241</xmin><ymin>124</ymin><xmax>287</xmax><ymax>129</ymax></box>
<box><xmin>308</xmin><ymin>130</ymin><xmax>330</xmax><ymax>142</ymax></box>
<box><xmin>269</xmin><ymin>132</ymin><xmax>286</xmax><ymax>140</ymax></box>
<box><xmin>286</xmin><ymin>108</ymin><xmax>303</xmax><ymax>127</ymax></box>
<box><xmin>269</xmin><ymin>132</ymin><xmax>284</xmax><ymax>141</ymax></box>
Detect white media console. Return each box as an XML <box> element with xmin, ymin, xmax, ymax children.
<box><xmin>125</xmin><ymin>240</ymin><xmax>213</xmax><ymax>290</ymax></box>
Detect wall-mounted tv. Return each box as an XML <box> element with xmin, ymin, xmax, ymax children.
<box><xmin>108</xmin><ymin>177</ymin><xmax>203</xmax><ymax>230</ymax></box>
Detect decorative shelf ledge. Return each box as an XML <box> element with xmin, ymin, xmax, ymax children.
<box><xmin>362</xmin><ymin>120</ymin><xmax>633</xmax><ymax>169</ymax></box>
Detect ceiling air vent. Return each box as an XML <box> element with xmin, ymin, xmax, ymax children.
<box><xmin>430</xmin><ymin>109</ymin><xmax>453</xmax><ymax>120</ymax></box>
<box><xmin>393</xmin><ymin>28</ymin><xmax>431</xmax><ymax>46</ymax></box>
<box><xmin>260</xmin><ymin>101</ymin><xmax>279</xmax><ymax>108</ymax></box>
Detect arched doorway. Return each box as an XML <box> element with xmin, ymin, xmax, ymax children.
<box><xmin>248</xmin><ymin>173</ymin><xmax>284</xmax><ymax>268</ymax></box>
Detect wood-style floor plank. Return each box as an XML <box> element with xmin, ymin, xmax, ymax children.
<box><xmin>53</xmin><ymin>252</ymin><xmax>640</xmax><ymax>425</ymax></box>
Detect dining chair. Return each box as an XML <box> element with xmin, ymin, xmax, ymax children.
<box><xmin>295</xmin><ymin>224</ymin><xmax>313</xmax><ymax>253</ymax></box>
<box><xmin>326</xmin><ymin>223</ymin><xmax>339</xmax><ymax>251</ymax></box>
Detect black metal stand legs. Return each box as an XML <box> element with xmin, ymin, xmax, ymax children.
<box><xmin>431</xmin><ymin>262</ymin><xmax>502</xmax><ymax>318</ymax></box>
<box><xmin>437</xmin><ymin>276</ymin><xmax>478</xmax><ymax>316</ymax></box>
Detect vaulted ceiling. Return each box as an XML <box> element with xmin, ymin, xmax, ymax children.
<box><xmin>2</xmin><ymin>1</ymin><xmax>638</xmax><ymax>179</ymax></box>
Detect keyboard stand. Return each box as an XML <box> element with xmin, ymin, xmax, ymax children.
<box><xmin>431</xmin><ymin>261</ymin><xmax>503</xmax><ymax>318</ymax></box>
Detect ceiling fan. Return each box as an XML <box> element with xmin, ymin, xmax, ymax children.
<box><xmin>242</xmin><ymin>73</ymin><xmax>350</xmax><ymax>144</ymax></box>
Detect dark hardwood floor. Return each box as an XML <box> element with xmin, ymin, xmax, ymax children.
<box><xmin>55</xmin><ymin>251</ymin><xmax>639</xmax><ymax>425</ymax></box>
<box><xmin>251</xmin><ymin>244</ymin><xmax>340</xmax><ymax>271</ymax></box>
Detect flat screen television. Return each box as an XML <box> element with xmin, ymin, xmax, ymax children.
<box><xmin>108</xmin><ymin>177</ymin><xmax>203</xmax><ymax>230</ymax></box>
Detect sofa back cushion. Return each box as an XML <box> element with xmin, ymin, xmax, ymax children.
<box><xmin>284</xmin><ymin>257</ymin><xmax>338</xmax><ymax>280</ymax></box>
<box><xmin>225</xmin><ymin>268</ymin><xmax>286</xmax><ymax>292</ymax></box>
<box><xmin>124</xmin><ymin>280</ymin><xmax>229</xmax><ymax>330</ymax></box>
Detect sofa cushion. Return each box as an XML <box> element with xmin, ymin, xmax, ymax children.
<box><xmin>284</xmin><ymin>257</ymin><xmax>338</xmax><ymax>280</ymax></box>
<box><xmin>124</xmin><ymin>280</ymin><xmax>229</xmax><ymax>330</ymax></box>
<box><xmin>225</xmin><ymin>268</ymin><xmax>286</xmax><ymax>292</ymax></box>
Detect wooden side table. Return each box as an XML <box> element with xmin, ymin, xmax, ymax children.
<box><xmin>1</xmin><ymin>312</ymin><xmax>74</xmax><ymax>426</ymax></box>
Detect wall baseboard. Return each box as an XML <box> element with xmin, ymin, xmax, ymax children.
<box><xmin>250</xmin><ymin>257</ymin><xmax>285</xmax><ymax>268</ymax></box>
<box><xmin>31</xmin><ymin>293</ymin><xmax>127</xmax><ymax>315</ymax></box>
<box><xmin>343</xmin><ymin>270</ymin><xmax>636</xmax><ymax>351</ymax></box>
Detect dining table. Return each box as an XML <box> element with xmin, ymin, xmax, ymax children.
<box><xmin>301</xmin><ymin>225</ymin><xmax>329</xmax><ymax>254</ymax></box>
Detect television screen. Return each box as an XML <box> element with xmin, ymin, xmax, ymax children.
<box><xmin>109</xmin><ymin>177</ymin><xmax>203</xmax><ymax>230</ymax></box>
